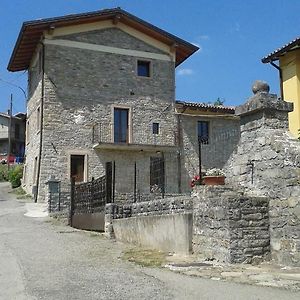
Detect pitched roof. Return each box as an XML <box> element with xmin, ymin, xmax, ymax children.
<box><xmin>262</xmin><ymin>37</ymin><xmax>300</xmax><ymax>63</ymax></box>
<box><xmin>8</xmin><ymin>8</ymin><xmax>199</xmax><ymax>72</ymax></box>
<box><xmin>175</xmin><ymin>100</ymin><xmax>235</xmax><ymax>114</ymax></box>
<box><xmin>0</xmin><ymin>112</ymin><xmax>25</xmax><ymax>120</ymax></box>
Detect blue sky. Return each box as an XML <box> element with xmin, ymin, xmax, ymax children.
<box><xmin>0</xmin><ymin>0</ymin><xmax>299</xmax><ymax>113</ymax></box>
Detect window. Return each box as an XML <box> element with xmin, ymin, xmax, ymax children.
<box><xmin>38</xmin><ymin>50</ymin><xmax>43</xmax><ymax>74</ymax></box>
<box><xmin>152</xmin><ymin>122</ymin><xmax>159</xmax><ymax>134</ymax></box>
<box><xmin>70</xmin><ymin>155</ymin><xmax>85</xmax><ymax>183</ymax></box>
<box><xmin>137</xmin><ymin>60</ymin><xmax>151</xmax><ymax>77</ymax></box>
<box><xmin>36</xmin><ymin>107</ymin><xmax>40</xmax><ymax>132</ymax></box>
<box><xmin>114</xmin><ymin>108</ymin><xmax>129</xmax><ymax>143</ymax></box>
<box><xmin>26</xmin><ymin>121</ymin><xmax>30</xmax><ymax>144</ymax></box>
<box><xmin>33</xmin><ymin>156</ymin><xmax>38</xmax><ymax>184</ymax></box>
<box><xmin>198</xmin><ymin>121</ymin><xmax>209</xmax><ymax>144</ymax></box>
<box><xmin>150</xmin><ymin>156</ymin><xmax>165</xmax><ymax>192</ymax></box>
<box><xmin>15</xmin><ymin>123</ymin><xmax>20</xmax><ymax>139</ymax></box>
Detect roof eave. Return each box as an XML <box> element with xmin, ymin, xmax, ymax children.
<box><xmin>8</xmin><ymin>8</ymin><xmax>199</xmax><ymax>72</ymax></box>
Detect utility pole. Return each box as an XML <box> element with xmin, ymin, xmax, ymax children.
<box><xmin>7</xmin><ymin>94</ymin><xmax>13</xmax><ymax>170</ymax></box>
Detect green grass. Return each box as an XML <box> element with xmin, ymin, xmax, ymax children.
<box><xmin>9</xmin><ymin>186</ymin><xmax>33</xmax><ymax>201</ymax></box>
<box><xmin>0</xmin><ymin>164</ymin><xmax>8</xmax><ymax>182</ymax></box>
<box><xmin>122</xmin><ymin>247</ymin><xmax>166</xmax><ymax>267</ymax></box>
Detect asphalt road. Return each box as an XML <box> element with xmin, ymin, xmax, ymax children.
<box><xmin>0</xmin><ymin>181</ymin><xmax>300</xmax><ymax>300</ymax></box>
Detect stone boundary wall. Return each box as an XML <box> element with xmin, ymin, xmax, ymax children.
<box><xmin>113</xmin><ymin>213</ymin><xmax>193</xmax><ymax>254</ymax></box>
<box><xmin>106</xmin><ymin>196</ymin><xmax>193</xmax><ymax>220</ymax></box>
<box><xmin>104</xmin><ymin>196</ymin><xmax>193</xmax><ymax>243</ymax></box>
<box><xmin>192</xmin><ymin>186</ymin><xmax>270</xmax><ymax>264</ymax></box>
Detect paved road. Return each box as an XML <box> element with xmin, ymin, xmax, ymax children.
<box><xmin>0</xmin><ymin>182</ymin><xmax>300</xmax><ymax>300</ymax></box>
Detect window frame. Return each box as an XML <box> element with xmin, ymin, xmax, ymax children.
<box><xmin>152</xmin><ymin>122</ymin><xmax>159</xmax><ymax>135</ymax></box>
<box><xmin>197</xmin><ymin>120</ymin><xmax>210</xmax><ymax>144</ymax></box>
<box><xmin>137</xmin><ymin>59</ymin><xmax>152</xmax><ymax>78</ymax></box>
<box><xmin>15</xmin><ymin>123</ymin><xmax>20</xmax><ymax>140</ymax></box>
<box><xmin>112</xmin><ymin>105</ymin><xmax>132</xmax><ymax>144</ymax></box>
<box><xmin>36</xmin><ymin>107</ymin><xmax>41</xmax><ymax>133</ymax></box>
<box><xmin>67</xmin><ymin>151</ymin><xmax>89</xmax><ymax>183</ymax></box>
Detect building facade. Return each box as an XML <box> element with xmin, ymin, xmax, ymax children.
<box><xmin>262</xmin><ymin>37</ymin><xmax>300</xmax><ymax>138</ymax></box>
<box><xmin>0</xmin><ymin>112</ymin><xmax>26</xmax><ymax>162</ymax></box>
<box><xmin>8</xmin><ymin>8</ymin><xmax>239</xmax><ymax>203</ymax></box>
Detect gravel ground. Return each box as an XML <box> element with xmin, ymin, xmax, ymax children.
<box><xmin>1</xmin><ymin>182</ymin><xmax>300</xmax><ymax>300</ymax></box>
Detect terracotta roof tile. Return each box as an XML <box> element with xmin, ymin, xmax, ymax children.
<box><xmin>262</xmin><ymin>37</ymin><xmax>300</xmax><ymax>63</ymax></box>
<box><xmin>175</xmin><ymin>100</ymin><xmax>235</xmax><ymax>114</ymax></box>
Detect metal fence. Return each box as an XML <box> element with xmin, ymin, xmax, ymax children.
<box><xmin>70</xmin><ymin>175</ymin><xmax>107</xmax><ymax>217</ymax></box>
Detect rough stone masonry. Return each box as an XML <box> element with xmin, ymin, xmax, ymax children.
<box><xmin>192</xmin><ymin>186</ymin><xmax>270</xmax><ymax>264</ymax></box>
<box><xmin>225</xmin><ymin>81</ymin><xmax>300</xmax><ymax>266</ymax></box>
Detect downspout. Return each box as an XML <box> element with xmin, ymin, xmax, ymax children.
<box><xmin>270</xmin><ymin>61</ymin><xmax>284</xmax><ymax>100</ymax></box>
<box><xmin>34</xmin><ymin>42</ymin><xmax>45</xmax><ymax>202</ymax></box>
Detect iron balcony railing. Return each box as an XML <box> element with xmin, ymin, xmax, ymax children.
<box><xmin>92</xmin><ymin>122</ymin><xmax>177</xmax><ymax>147</ymax></box>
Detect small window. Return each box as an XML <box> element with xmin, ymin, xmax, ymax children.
<box><xmin>38</xmin><ymin>51</ymin><xmax>43</xmax><ymax>74</ymax></box>
<box><xmin>33</xmin><ymin>156</ymin><xmax>38</xmax><ymax>184</ymax></box>
<box><xmin>152</xmin><ymin>123</ymin><xmax>159</xmax><ymax>134</ymax></box>
<box><xmin>26</xmin><ymin>121</ymin><xmax>30</xmax><ymax>143</ymax></box>
<box><xmin>36</xmin><ymin>107</ymin><xmax>41</xmax><ymax>132</ymax></box>
<box><xmin>198</xmin><ymin>121</ymin><xmax>209</xmax><ymax>144</ymax></box>
<box><xmin>15</xmin><ymin>123</ymin><xmax>20</xmax><ymax>139</ymax></box>
<box><xmin>137</xmin><ymin>60</ymin><xmax>151</xmax><ymax>77</ymax></box>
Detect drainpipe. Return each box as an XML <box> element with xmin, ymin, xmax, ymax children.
<box><xmin>34</xmin><ymin>42</ymin><xmax>45</xmax><ymax>203</ymax></box>
<box><xmin>270</xmin><ymin>61</ymin><xmax>284</xmax><ymax>100</ymax></box>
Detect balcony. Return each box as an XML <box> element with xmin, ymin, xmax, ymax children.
<box><xmin>92</xmin><ymin>123</ymin><xmax>178</xmax><ymax>152</ymax></box>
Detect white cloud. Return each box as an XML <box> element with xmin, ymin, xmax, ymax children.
<box><xmin>177</xmin><ymin>68</ymin><xmax>194</xmax><ymax>76</ymax></box>
<box><xmin>198</xmin><ymin>35</ymin><xmax>209</xmax><ymax>40</ymax></box>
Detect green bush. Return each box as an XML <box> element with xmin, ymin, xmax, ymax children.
<box><xmin>0</xmin><ymin>165</ymin><xmax>9</xmax><ymax>182</ymax></box>
<box><xmin>8</xmin><ymin>165</ymin><xmax>24</xmax><ymax>188</ymax></box>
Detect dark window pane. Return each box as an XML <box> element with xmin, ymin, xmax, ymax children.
<box><xmin>15</xmin><ymin>123</ymin><xmax>20</xmax><ymax>139</ymax></box>
<box><xmin>152</xmin><ymin>122</ymin><xmax>159</xmax><ymax>134</ymax></box>
<box><xmin>198</xmin><ymin>121</ymin><xmax>209</xmax><ymax>144</ymax></box>
<box><xmin>71</xmin><ymin>155</ymin><xmax>85</xmax><ymax>182</ymax></box>
<box><xmin>114</xmin><ymin>108</ymin><xmax>129</xmax><ymax>143</ymax></box>
<box><xmin>137</xmin><ymin>61</ymin><xmax>150</xmax><ymax>77</ymax></box>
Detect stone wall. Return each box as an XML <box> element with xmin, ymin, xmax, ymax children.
<box><xmin>192</xmin><ymin>186</ymin><xmax>270</xmax><ymax>264</ymax></box>
<box><xmin>108</xmin><ymin>195</ymin><xmax>193</xmax><ymax>219</ymax></box>
<box><xmin>23</xmin><ymin>47</ymin><xmax>43</xmax><ymax>196</ymax></box>
<box><xmin>225</xmin><ymin>81</ymin><xmax>300</xmax><ymax>266</ymax></box>
<box><xmin>24</xmin><ymin>26</ymin><xmax>179</xmax><ymax>203</ymax></box>
<box><xmin>105</xmin><ymin>195</ymin><xmax>193</xmax><ymax>254</ymax></box>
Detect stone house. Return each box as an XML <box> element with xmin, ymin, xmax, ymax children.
<box><xmin>0</xmin><ymin>112</ymin><xmax>26</xmax><ymax>162</ymax></box>
<box><xmin>8</xmin><ymin>8</ymin><xmax>239</xmax><ymax>203</ymax></box>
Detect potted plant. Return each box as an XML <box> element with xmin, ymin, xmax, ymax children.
<box><xmin>203</xmin><ymin>168</ymin><xmax>225</xmax><ymax>185</ymax></box>
<box><xmin>190</xmin><ymin>175</ymin><xmax>202</xmax><ymax>188</ymax></box>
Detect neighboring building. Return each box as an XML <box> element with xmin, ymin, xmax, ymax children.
<box><xmin>0</xmin><ymin>112</ymin><xmax>26</xmax><ymax>162</ymax></box>
<box><xmin>8</xmin><ymin>8</ymin><xmax>239</xmax><ymax>203</ymax></box>
<box><xmin>262</xmin><ymin>37</ymin><xmax>300</xmax><ymax>138</ymax></box>
<box><xmin>175</xmin><ymin>101</ymin><xmax>240</xmax><ymax>188</ymax></box>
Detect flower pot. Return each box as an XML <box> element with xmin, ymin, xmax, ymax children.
<box><xmin>203</xmin><ymin>176</ymin><xmax>225</xmax><ymax>185</ymax></box>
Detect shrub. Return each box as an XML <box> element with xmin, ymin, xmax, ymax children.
<box><xmin>8</xmin><ymin>165</ymin><xmax>23</xmax><ymax>188</ymax></box>
<box><xmin>0</xmin><ymin>165</ymin><xmax>9</xmax><ymax>182</ymax></box>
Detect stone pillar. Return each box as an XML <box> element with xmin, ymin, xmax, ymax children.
<box><xmin>236</xmin><ymin>80</ymin><xmax>293</xmax><ymax>132</ymax></box>
<box><xmin>225</xmin><ymin>80</ymin><xmax>294</xmax><ymax>194</ymax></box>
<box><xmin>45</xmin><ymin>175</ymin><xmax>61</xmax><ymax>212</ymax></box>
<box><xmin>225</xmin><ymin>81</ymin><xmax>300</xmax><ymax>267</ymax></box>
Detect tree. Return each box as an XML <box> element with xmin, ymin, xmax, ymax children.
<box><xmin>213</xmin><ymin>97</ymin><xmax>225</xmax><ymax>106</ymax></box>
